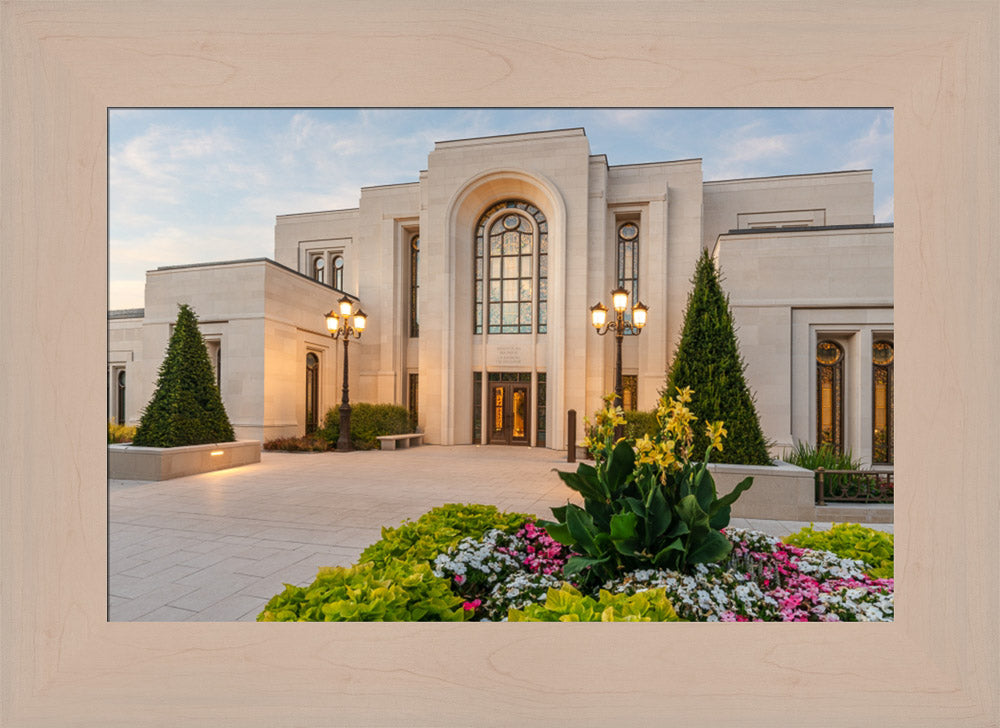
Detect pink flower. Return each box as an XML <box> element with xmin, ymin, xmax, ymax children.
<box><xmin>462</xmin><ymin>599</ymin><xmax>482</xmax><ymax>611</ymax></box>
<box><xmin>453</xmin><ymin>575</ymin><xmax>465</xmax><ymax>584</ymax></box>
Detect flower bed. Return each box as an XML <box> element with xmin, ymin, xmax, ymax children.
<box><xmin>258</xmin><ymin>508</ymin><xmax>892</xmax><ymax>623</ymax></box>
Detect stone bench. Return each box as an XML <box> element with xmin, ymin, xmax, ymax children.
<box><xmin>376</xmin><ymin>433</ymin><xmax>424</xmax><ymax>450</ymax></box>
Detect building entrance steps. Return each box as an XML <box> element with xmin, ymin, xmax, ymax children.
<box><xmin>109</xmin><ymin>446</ymin><xmax>892</xmax><ymax>622</ymax></box>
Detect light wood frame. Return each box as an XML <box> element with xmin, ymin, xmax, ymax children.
<box><xmin>2</xmin><ymin>2</ymin><xmax>996</xmax><ymax>725</ymax></box>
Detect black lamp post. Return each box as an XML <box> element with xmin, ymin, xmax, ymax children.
<box><xmin>590</xmin><ymin>288</ymin><xmax>648</xmax><ymax>422</ymax></box>
<box><xmin>326</xmin><ymin>295</ymin><xmax>367</xmax><ymax>452</ymax></box>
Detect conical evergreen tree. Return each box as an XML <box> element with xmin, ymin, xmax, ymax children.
<box><xmin>664</xmin><ymin>250</ymin><xmax>772</xmax><ymax>465</ymax></box>
<box><xmin>132</xmin><ymin>304</ymin><xmax>235</xmax><ymax>447</ymax></box>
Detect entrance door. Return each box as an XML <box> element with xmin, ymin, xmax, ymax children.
<box><xmin>488</xmin><ymin>382</ymin><xmax>531</xmax><ymax>446</ymax></box>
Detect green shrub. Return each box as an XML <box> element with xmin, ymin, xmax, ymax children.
<box><xmin>319</xmin><ymin>402</ymin><xmax>412</xmax><ymax>449</ymax></box>
<box><xmin>542</xmin><ymin>391</ymin><xmax>753</xmax><ymax>592</ymax></box>
<box><xmin>507</xmin><ymin>583</ymin><xmax>685</xmax><ymax>622</ymax></box>
<box><xmin>263</xmin><ymin>434</ymin><xmax>330</xmax><ymax>452</ymax></box>
<box><xmin>664</xmin><ymin>250</ymin><xmax>772</xmax><ymax>465</ymax></box>
<box><xmin>784</xmin><ymin>523</ymin><xmax>894</xmax><ymax>579</ymax></box>
<box><xmin>359</xmin><ymin>503</ymin><xmax>533</xmax><ymax>569</ymax></box>
<box><xmin>132</xmin><ymin>304</ymin><xmax>235</xmax><ymax>447</ymax></box>
<box><xmin>108</xmin><ymin>420</ymin><xmax>136</xmax><ymax>444</ymax></box>
<box><xmin>256</xmin><ymin>561</ymin><xmax>470</xmax><ymax>622</ymax></box>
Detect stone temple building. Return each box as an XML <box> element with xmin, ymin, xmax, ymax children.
<box><xmin>108</xmin><ymin>127</ymin><xmax>893</xmax><ymax>466</ymax></box>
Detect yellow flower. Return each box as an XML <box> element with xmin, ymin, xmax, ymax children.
<box><xmin>705</xmin><ymin>420</ymin><xmax>727</xmax><ymax>451</ymax></box>
<box><xmin>675</xmin><ymin>386</ymin><xmax>694</xmax><ymax>404</ymax></box>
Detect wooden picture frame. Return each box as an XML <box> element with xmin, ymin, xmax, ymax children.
<box><xmin>2</xmin><ymin>2</ymin><xmax>996</xmax><ymax>724</ymax></box>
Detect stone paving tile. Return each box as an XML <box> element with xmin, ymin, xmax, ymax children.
<box><xmin>167</xmin><ymin>574</ymin><xmax>259</xmax><ymax>613</ymax></box>
<box><xmin>188</xmin><ymin>595</ymin><xmax>265</xmax><ymax>622</ymax></box>
<box><xmin>135</xmin><ymin>605</ymin><xmax>197</xmax><ymax>622</ymax></box>
<box><xmin>110</xmin><ymin>582</ymin><xmax>200</xmax><ymax>621</ymax></box>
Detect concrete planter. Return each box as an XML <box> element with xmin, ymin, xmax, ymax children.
<box><xmin>708</xmin><ymin>460</ymin><xmax>893</xmax><ymax>524</ymax></box>
<box><xmin>108</xmin><ymin>440</ymin><xmax>261</xmax><ymax>481</ymax></box>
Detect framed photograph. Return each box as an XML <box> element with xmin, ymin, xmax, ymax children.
<box><xmin>2</xmin><ymin>2</ymin><xmax>996</xmax><ymax>725</ymax></box>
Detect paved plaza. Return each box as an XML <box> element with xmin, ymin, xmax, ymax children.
<box><xmin>109</xmin><ymin>446</ymin><xmax>893</xmax><ymax>622</ymax></box>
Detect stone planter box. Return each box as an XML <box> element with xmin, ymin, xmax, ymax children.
<box><xmin>708</xmin><ymin>460</ymin><xmax>892</xmax><ymax>524</ymax></box>
<box><xmin>108</xmin><ymin>440</ymin><xmax>261</xmax><ymax>481</ymax></box>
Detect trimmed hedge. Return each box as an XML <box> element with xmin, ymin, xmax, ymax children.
<box><xmin>263</xmin><ymin>434</ymin><xmax>330</xmax><ymax>452</ymax></box>
<box><xmin>132</xmin><ymin>304</ymin><xmax>235</xmax><ymax>447</ymax></box>
<box><xmin>319</xmin><ymin>402</ymin><xmax>412</xmax><ymax>450</ymax></box>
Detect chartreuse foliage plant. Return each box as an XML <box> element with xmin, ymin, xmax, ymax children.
<box><xmin>358</xmin><ymin>503</ymin><xmax>533</xmax><ymax>569</ymax></box>
<box><xmin>784</xmin><ymin>523</ymin><xmax>894</xmax><ymax>579</ymax></box>
<box><xmin>132</xmin><ymin>304</ymin><xmax>235</xmax><ymax>448</ymax></box>
<box><xmin>664</xmin><ymin>250</ymin><xmax>771</xmax><ymax>465</ymax></box>
<box><xmin>507</xmin><ymin>584</ymin><xmax>684</xmax><ymax>622</ymax></box>
<box><xmin>257</xmin><ymin>561</ymin><xmax>469</xmax><ymax>622</ymax></box>
<box><xmin>541</xmin><ymin>389</ymin><xmax>753</xmax><ymax>592</ymax></box>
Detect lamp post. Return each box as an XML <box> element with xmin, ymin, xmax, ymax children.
<box><xmin>590</xmin><ymin>288</ymin><xmax>648</xmax><ymax>424</ymax></box>
<box><xmin>326</xmin><ymin>295</ymin><xmax>367</xmax><ymax>452</ymax></box>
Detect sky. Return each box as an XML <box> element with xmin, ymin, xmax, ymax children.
<box><xmin>109</xmin><ymin>108</ymin><xmax>893</xmax><ymax>310</ymax></box>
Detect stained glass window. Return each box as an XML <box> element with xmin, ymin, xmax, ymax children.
<box><xmin>872</xmin><ymin>341</ymin><xmax>893</xmax><ymax>464</ymax></box>
<box><xmin>116</xmin><ymin>369</ymin><xmax>126</xmax><ymax>424</ymax></box>
<box><xmin>473</xmin><ymin>200</ymin><xmax>547</xmax><ymax>334</ymax></box>
<box><xmin>816</xmin><ymin>340</ymin><xmax>844</xmax><ymax>452</ymax></box>
<box><xmin>408</xmin><ymin>372</ymin><xmax>419</xmax><ymax>430</ymax></box>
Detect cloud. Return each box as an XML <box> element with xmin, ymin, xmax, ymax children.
<box><xmin>875</xmin><ymin>194</ymin><xmax>894</xmax><ymax>223</ymax></box>
<box><xmin>838</xmin><ymin>111</ymin><xmax>893</xmax><ymax>171</ymax></box>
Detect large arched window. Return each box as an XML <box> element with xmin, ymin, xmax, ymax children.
<box><xmin>816</xmin><ymin>340</ymin><xmax>844</xmax><ymax>452</ymax></box>
<box><xmin>409</xmin><ymin>235</ymin><xmax>419</xmax><ymax>338</ymax></box>
<box><xmin>872</xmin><ymin>340</ymin><xmax>894</xmax><ymax>464</ymax></box>
<box><xmin>305</xmin><ymin>353</ymin><xmax>319</xmax><ymax>435</ymax></box>
<box><xmin>474</xmin><ymin>200</ymin><xmax>548</xmax><ymax>334</ymax></box>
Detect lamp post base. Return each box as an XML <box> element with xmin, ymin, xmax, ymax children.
<box><xmin>337</xmin><ymin>403</ymin><xmax>353</xmax><ymax>452</ymax></box>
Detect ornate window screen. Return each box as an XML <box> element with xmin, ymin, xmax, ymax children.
<box><xmin>474</xmin><ymin>200</ymin><xmax>548</xmax><ymax>334</ymax></box>
<box><xmin>872</xmin><ymin>340</ymin><xmax>894</xmax><ymax>464</ymax></box>
<box><xmin>816</xmin><ymin>340</ymin><xmax>844</xmax><ymax>452</ymax></box>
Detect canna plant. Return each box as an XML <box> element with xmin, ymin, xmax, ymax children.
<box><xmin>541</xmin><ymin>388</ymin><xmax>753</xmax><ymax>592</ymax></box>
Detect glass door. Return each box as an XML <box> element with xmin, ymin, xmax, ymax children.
<box><xmin>488</xmin><ymin>381</ymin><xmax>531</xmax><ymax>445</ymax></box>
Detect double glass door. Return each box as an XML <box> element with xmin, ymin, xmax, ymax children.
<box><xmin>489</xmin><ymin>381</ymin><xmax>530</xmax><ymax>446</ymax></box>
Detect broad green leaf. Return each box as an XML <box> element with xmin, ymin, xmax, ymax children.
<box><xmin>606</xmin><ymin>440</ymin><xmax>636</xmax><ymax>493</ymax></box>
<box><xmin>540</xmin><ymin>521</ymin><xmax>573</xmax><ymax>546</ymax></box>
<box><xmin>610</xmin><ymin>511</ymin><xmax>638</xmax><ymax>542</ymax></box>
<box><xmin>646</xmin><ymin>487</ymin><xmax>672</xmax><ymax>542</ymax></box>
<box><xmin>563</xmin><ymin>554</ymin><xmax>608</xmax><ymax>577</ymax></box>
<box><xmin>714</xmin><ymin>476</ymin><xmax>753</xmax><ymax>510</ymax></box>
<box><xmin>708</xmin><ymin>503</ymin><xmax>731</xmax><ymax>531</ymax></box>
<box><xmin>677</xmin><ymin>494</ymin><xmax>709</xmax><ymax>529</ymax></box>
<box><xmin>653</xmin><ymin>538</ymin><xmax>685</xmax><ymax>567</ymax></box>
<box><xmin>687</xmin><ymin>529</ymin><xmax>733</xmax><ymax>564</ymax></box>
<box><xmin>565</xmin><ymin>504</ymin><xmax>600</xmax><ymax>555</ymax></box>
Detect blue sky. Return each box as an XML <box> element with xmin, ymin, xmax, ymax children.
<box><xmin>109</xmin><ymin>108</ymin><xmax>893</xmax><ymax>310</ymax></box>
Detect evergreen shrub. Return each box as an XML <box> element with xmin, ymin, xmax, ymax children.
<box><xmin>319</xmin><ymin>402</ymin><xmax>412</xmax><ymax>449</ymax></box>
<box><xmin>132</xmin><ymin>304</ymin><xmax>235</xmax><ymax>447</ymax></box>
<box><xmin>107</xmin><ymin>420</ymin><xmax>136</xmax><ymax>444</ymax></box>
<box><xmin>664</xmin><ymin>250</ymin><xmax>772</xmax><ymax>465</ymax></box>
<box><xmin>263</xmin><ymin>434</ymin><xmax>330</xmax><ymax>452</ymax></box>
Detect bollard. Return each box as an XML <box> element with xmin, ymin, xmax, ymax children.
<box><xmin>816</xmin><ymin>467</ymin><xmax>825</xmax><ymax>506</ymax></box>
<box><xmin>567</xmin><ymin>409</ymin><xmax>576</xmax><ymax>463</ymax></box>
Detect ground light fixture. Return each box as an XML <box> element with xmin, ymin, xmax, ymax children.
<box><xmin>590</xmin><ymin>288</ymin><xmax>648</xmax><ymax>423</ymax></box>
<box><xmin>325</xmin><ymin>295</ymin><xmax>367</xmax><ymax>452</ymax></box>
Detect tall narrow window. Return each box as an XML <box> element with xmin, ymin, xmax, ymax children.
<box><xmin>116</xmin><ymin>370</ymin><xmax>126</xmax><ymax>424</ymax></box>
<box><xmin>474</xmin><ymin>200</ymin><xmax>547</xmax><ymax>334</ymax></box>
<box><xmin>473</xmin><ymin>372</ymin><xmax>483</xmax><ymax>442</ymax></box>
<box><xmin>410</xmin><ymin>236</ymin><xmax>419</xmax><ymax>337</ymax></box>
<box><xmin>312</xmin><ymin>256</ymin><xmax>325</xmax><ymax>283</ymax></box>
<box><xmin>332</xmin><ymin>255</ymin><xmax>344</xmax><ymax>290</ymax></box>
<box><xmin>872</xmin><ymin>340</ymin><xmax>894</xmax><ymax>464</ymax></box>
<box><xmin>305</xmin><ymin>353</ymin><xmax>319</xmax><ymax>435</ymax></box>
<box><xmin>536</xmin><ymin>373</ymin><xmax>547</xmax><ymax>447</ymax></box>
<box><xmin>408</xmin><ymin>372</ymin><xmax>419</xmax><ymax>430</ymax></box>
<box><xmin>816</xmin><ymin>340</ymin><xmax>844</xmax><ymax>452</ymax></box>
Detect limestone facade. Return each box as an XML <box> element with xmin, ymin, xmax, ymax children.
<box><xmin>109</xmin><ymin>128</ymin><xmax>893</xmax><ymax>465</ymax></box>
